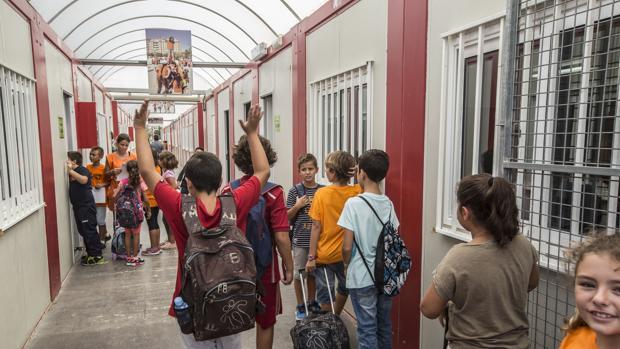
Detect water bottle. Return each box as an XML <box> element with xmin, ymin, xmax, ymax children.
<box><xmin>174</xmin><ymin>296</ymin><xmax>194</xmax><ymax>334</ymax></box>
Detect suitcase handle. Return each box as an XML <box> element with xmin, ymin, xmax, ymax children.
<box><xmin>298</xmin><ymin>267</ymin><xmax>336</xmax><ymax>315</ymax></box>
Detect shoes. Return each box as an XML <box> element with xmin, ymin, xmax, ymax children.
<box><xmin>143</xmin><ymin>247</ymin><xmax>162</xmax><ymax>256</ymax></box>
<box><xmin>135</xmin><ymin>257</ymin><xmax>145</xmax><ymax>265</ymax></box>
<box><xmin>104</xmin><ymin>235</ymin><xmax>112</xmax><ymax>242</ymax></box>
<box><xmin>160</xmin><ymin>241</ymin><xmax>176</xmax><ymax>250</ymax></box>
<box><xmin>307</xmin><ymin>300</ymin><xmax>324</xmax><ymax>315</ymax></box>
<box><xmin>81</xmin><ymin>256</ymin><xmax>107</xmax><ymax>266</ymax></box>
<box><xmin>126</xmin><ymin>257</ymin><xmax>136</xmax><ymax>266</ymax></box>
<box><xmin>295</xmin><ymin>304</ymin><xmax>307</xmax><ymax>321</ymax></box>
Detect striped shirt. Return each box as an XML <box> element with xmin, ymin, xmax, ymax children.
<box><xmin>286</xmin><ymin>183</ymin><xmax>323</xmax><ymax>248</ymax></box>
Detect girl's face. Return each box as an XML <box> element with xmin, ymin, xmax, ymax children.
<box><xmin>117</xmin><ymin>140</ymin><xmax>129</xmax><ymax>155</ymax></box>
<box><xmin>575</xmin><ymin>253</ymin><xmax>620</xmax><ymax>337</ymax></box>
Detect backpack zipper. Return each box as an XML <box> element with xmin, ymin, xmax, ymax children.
<box><xmin>184</xmin><ymin>244</ymin><xmax>254</xmax><ymax>270</ymax></box>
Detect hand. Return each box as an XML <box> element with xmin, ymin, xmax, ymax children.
<box><xmin>281</xmin><ymin>265</ymin><xmax>293</xmax><ymax>285</ymax></box>
<box><xmin>295</xmin><ymin>195</ymin><xmax>309</xmax><ymax>209</ymax></box>
<box><xmin>145</xmin><ymin>209</ymin><xmax>152</xmax><ymax>220</ymax></box>
<box><xmin>133</xmin><ymin>99</ymin><xmax>150</xmax><ymax>128</ymax></box>
<box><xmin>347</xmin><ymin>165</ymin><xmax>358</xmax><ymax>178</ymax></box>
<box><xmin>239</xmin><ymin>104</ymin><xmax>262</xmax><ymax>135</ymax></box>
<box><xmin>305</xmin><ymin>259</ymin><xmax>316</xmax><ymax>273</ymax></box>
<box><xmin>66</xmin><ymin>160</ymin><xmax>76</xmax><ymax>171</ymax></box>
<box><xmin>95</xmin><ymin>184</ymin><xmax>106</xmax><ymax>189</ymax></box>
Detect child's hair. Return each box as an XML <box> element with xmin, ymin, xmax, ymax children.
<box><xmin>194</xmin><ymin>146</ymin><xmax>204</xmax><ymax>152</ymax></box>
<box><xmin>90</xmin><ymin>146</ymin><xmax>104</xmax><ymax>157</ymax></box>
<box><xmin>185</xmin><ymin>152</ymin><xmax>222</xmax><ymax>194</ymax></box>
<box><xmin>232</xmin><ymin>135</ymin><xmax>277</xmax><ymax>175</ymax></box>
<box><xmin>67</xmin><ymin>151</ymin><xmax>83</xmax><ymax>165</ymax></box>
<box><xmin>159</xmin><ymin>151</ymin><xmax>178</xmax><ymax>170</ymax></box>
<box><xmin>297</xmin><ymin>153</ymin><xmax>318</xmax><ymax>169</ymax></box>
<box><xmin>325</xmin><ymin>151</ymin><xmax>355</xmax><ymax>181</ymax></box>
<box><xmin>116</xmin><ymin>133</ymin><xmax>131</xmax><ymax>144</ymax></box>
<box><xmin>358</xmin><ymin>149</ymin><xmax>389</xmax><ymax>182</ymax></box>
<box><xmin>563</xmin><ymin>232</ymin><xmax>620</xmax><ymax>332</ymax></box>
<box><xmin>125</xmin><ymin>160</ymin><xmax>141</xmax><ymax>188</ymax></box>
<box><xmin>457</xmin><ymin>174</ymin><xmax>519</xmax><ymax>247</ymax></box>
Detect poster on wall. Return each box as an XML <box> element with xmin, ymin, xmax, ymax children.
<box><xmin>145</xmin><ymin>29</ymin><xmax>193</xmax><ymax>95</ymax></box>
<box><xmin>150</xmin><ymin>100</ymin><xmax>175</xmax><ymax>113</ymax></box>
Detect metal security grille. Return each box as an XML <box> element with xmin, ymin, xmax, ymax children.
<box><xmin>505</xmin><ymin>0</ymin><xmax>620</xmax><ymax>347</ymax></box>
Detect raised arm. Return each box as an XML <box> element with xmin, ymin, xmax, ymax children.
<box><xmin>239</xmin><ymin>104</ymin><xmax>269</xmax><ymax>187</ymax></box>
<box><xmin>133</xmin><ymin>100</ymin><xmax>162</xmax><ymax>192</ymax></box>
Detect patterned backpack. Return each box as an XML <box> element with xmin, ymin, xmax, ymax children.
<box><xmin>353</xmin><ymin>196</ymin><xmax>411</xmax><ymax>296</ymax></box>
<box><xmin>115</xmin><ymin>184</ymin><xmax>144</xmax><ymax>229</ymax></box>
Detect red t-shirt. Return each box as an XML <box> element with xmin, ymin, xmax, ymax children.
<box><xmin>222</xmin><ymin>176</ymin><xmax>289</xmax><ymax>284</ymax></box>
<box><xmin>154</xmin><ymin>176</ymin><xmax>261</xmax><ymax>316</ymax></box>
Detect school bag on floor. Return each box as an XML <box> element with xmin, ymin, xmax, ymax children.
<box><xmin>354</xmin><ymin>196</ymin><xmax>412</xmax><ymax>297</ymax></box>
<box><xmin>115</xmin><ymin>184</ymin><xmax>144</xmax><ymax>229</ymax></box>
<box><xmin>290</xmin><ymin>268</ymin><xmax>350</xmax><ymax>349</ymax></box>
<box><xmin>180</xmin><ymin>194</ymin><xmax>259</xmax><ymax>341</ymax></box>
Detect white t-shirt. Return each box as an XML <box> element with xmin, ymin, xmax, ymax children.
<box><xmin>337</xmin><ymin>192</ymin><xmax>399</xmax><ymax>289</ymax></box>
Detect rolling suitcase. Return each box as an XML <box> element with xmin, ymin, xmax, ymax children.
<box><xmin>290</xmin><ymin>268</ymin><xmax>350</xmax><ymax>349</ymax></box>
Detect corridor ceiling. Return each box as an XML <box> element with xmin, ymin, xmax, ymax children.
<box><xmin>30</xmin><ymin>0</ymin><xmax>327</xmax><ymax>91</ymax></box>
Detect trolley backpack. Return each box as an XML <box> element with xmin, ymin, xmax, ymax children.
<box><xmin>353</xmin><ymin>196</ymin><xmax>412</xmax><ymax>297</ymax></box>
<box><xmin>179</xmin><ymin>194</ymin><xmax>259</xmax><ymax>341</ymax></box>
<box><xmin>115</xmin><ymin>184</ymin><xmax>144</xmax><ymax>229</ymax></box>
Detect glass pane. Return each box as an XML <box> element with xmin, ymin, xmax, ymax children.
<box><xmin>362</xmin><ymin>83</ymin><xmax>368</xmax><ymax>152</ymax></box>
<box><xmin>550</xmin><ymin>173</ymin><xmax>573</xmax><ymax>231</ymax></box>
<box><xmin>461</xmin><ymin>57</ymin><xmax>477</xmax><ymax>177</ymax></box>
<box><xmin>479</xmin><ymin>51</ymin><xmax>498</xmax><ymax>174</ymax></box>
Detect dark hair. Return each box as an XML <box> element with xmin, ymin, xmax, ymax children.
<box><xmin>358</xmin><ymin>149</ymin><xmax>389</xmax><ymax>182</ymax></box>
<box><xmin>90</xmin><ymin>146</ymin><xmax>104</xmax><ymax>157</ymax></box>
<box><xmin>232</xmin><ymin>135</ymin><xmax>277</xmax><ymax>175</ymax></box>
<box><xmin>159</xmin><ymin>151</ymin><xmax>179</xmax><ymax>170</ymax></box>
<box><xmin>67</xmin><ymin>151</ymin><xmax>83</xmax><ymax>165</ymax></box>
<box><xmin>185</xmin><ymin>152</ymin><xmax>222</xmax><ymax>194</ymax></box>
<box><xmin>194</xmin><ymin>147</ymin><xmax>204</xmax><ymax>152</ymax></box>
<box><xmin>457</xmin><ymin>174</ymin><xmax>519</xmax><ymax>247</ymax></box>
<box><xmin>325</xmin><ymin>151</ymin><xmax>355</xmax><ymax>181</ymax></box>
<box><xmin>297</xmin><ymin>153</ymin><xmax>318</xmax><ymax>169</ymax></box>
<box><xmin>125</xmin><ymin>160</ymin><xmax>141</xmax><ymax>188</ymax></box>
<box><xmin>153</xmin><ymin>134</ymin><xmax>160</xmax><ymax>141</ymax></box>
<box><xmin>116</xmin><ymin>133</ymin><xmax>131</xmax><ymax>144</ymax></box>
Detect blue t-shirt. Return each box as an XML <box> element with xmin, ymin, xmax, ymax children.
<box><xmin>337</xmin><ymin>192</ymin><xmax>399</xmax><ymax>289</ymax></box>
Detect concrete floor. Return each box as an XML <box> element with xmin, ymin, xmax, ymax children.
<box><xmin>24</xmin><ymin>217</ymin><xmax>357</xmax><ymax>349</ymax></box>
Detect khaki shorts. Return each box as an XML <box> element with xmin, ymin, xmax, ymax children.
<box><xmin>293</xmin><ymin>246</ymin><xmax>309</xmax><ymax>280</ymax></box>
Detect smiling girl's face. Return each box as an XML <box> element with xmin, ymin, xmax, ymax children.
<box><xmin>574</xmin><ymin>252</ymin><xmax>620</xmax><ymax>338</ymax></box>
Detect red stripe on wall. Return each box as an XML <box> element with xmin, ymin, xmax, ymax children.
<box><xmin>197</xmin><ymin>102</ymin><xmax>205</xmax><ymax>149</ymax></box>
<box><xmin>291</xmin><ymin>25</ymin><xmax>307</xmax><ymax>182</ymax></box>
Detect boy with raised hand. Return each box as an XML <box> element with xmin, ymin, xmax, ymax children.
<box><xmin>339</xmin><ymin>149</ymin><xmax>398</xmax><ymax>349</ymax></box>
<box><xmin>133</xmin><ymin>100</ymin><xmax>270</xmax><ymax>349</ymax></box>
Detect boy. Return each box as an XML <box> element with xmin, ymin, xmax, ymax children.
<box><xmin>86</xmin><ymin>146</ymin><xmax>109</xmax><ymax>243</ymax></box>
<box><xmin>134</xmin><ymin>100</ymin><xmax>269</xmax><ymax>349</ymax></box>
<box><xmin>305</xmin><ymin>151</ymin><xmax>359</xmax><ymax>314</ymax></box>
<box><xmin>339</xmin><ymin>149</ymin><xmax>397</xmax><ymax>349</ymax></box>
<box><xmin>286</xmin><ymin>153</ymin><xmax>324</xmax><ymax>320</ymax></box>
<box><xmin>67</xmin><ymin>151</ymin><xmax>105</xmax><ymax>266</ymax></box>
<box><xmin>223</xmin><ymin>135</ymin><xmax>293</xmax><ymax>349</ymax></box>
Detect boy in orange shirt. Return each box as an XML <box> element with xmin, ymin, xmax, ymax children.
<box><xmin>86</xmin><ymin>146</ymin><xmax>109</xmax><ymax>243</ymax></box>
<box><xmin>306</xmin><ymin>151</ymin><xmax>359</xmax><ymax>314</ymax></box>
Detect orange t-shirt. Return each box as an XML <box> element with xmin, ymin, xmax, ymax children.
<box><xmin>86</xmin><ymin>163</ymin><xmax>106</xmax><ymax>207</ymax></box>
<box><xmin>105</xmin><ymin>151</ymin><xmax>137</xmax><ymax>210</ymax></box>
<box><xmin>145</xmin><ymin>166</ymin><xmax>161</xmax><ymax>208</ymax></box>
<box><xmin>308</xmin><ymin>184</ymin><xmax>362</xmax><ymax>264</ymax></box>
<box><xmin>559</xmin><ymin>327</ymin><xmax>598</xmax><ymax>349</ymax></box>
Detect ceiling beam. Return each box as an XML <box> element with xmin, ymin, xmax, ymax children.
<box><xmin>110</xmin><ymin>93</ymin><xmax>203</xmax><ymax>102</ymax></box>
<box><xmin>107</xmin><ymin>87</ymin><xmax>211</xmax><ymax>94</ymax></box>
<box><xmin>79</xmin><ymin>59</ymin><xmax>247</xmax><ymax>68</ymax></box>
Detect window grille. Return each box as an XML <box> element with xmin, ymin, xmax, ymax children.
<box><xmin>507</xmin><ymin>0</ymin><xmax>620</xmax><ymax>347</ymax></box>
<box><xmin>308</xmin><ymin>62</ymin><xmax>373</xmax><ymax>178</ymax></box>
<box><xmin>0</xmin><ymin>65</ymin><xmax>43</xmax><ymax>231</ymax></box>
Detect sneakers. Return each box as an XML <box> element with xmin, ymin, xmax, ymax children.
<box><xmin>295</xmin><ymin>304</ymin><xmax>307</xmax><ymax>321</ymax></box>
<box><xmin>307</xmin><ymin>300</ymin><xmax>324</xmax><ymax>315</ymax></box>
<box><xmin>81</xmin><ymin>256</ymin><xmax>107</xmax><ymax>266</ymax></box>
<box><xmin>126</xmin><ymin>257</ymin><xmax>136</xmax><ymax>266</ymax></box>
<box><xmin>143</xmin><ymin>247</ymin><xmax>162</xmax><ymax>256</ymax></box>
<box><xmin>160</xmin><ymin>241</ymin><xmax>176</xmax><ymax>250</ymax></box>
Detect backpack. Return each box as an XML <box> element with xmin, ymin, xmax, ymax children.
<box><xmin>230</xmin><ymin>180</ymin><xmax>280</xmax><ymax>280</ymax></box>
<box><xmin>115</xmin><ymin>184</ymin><xmax>144</xmax><ymax>229</ymax></box>
<box><xmin>289</xmin><ymin>183</ymin><xmax>323</xmax><ymax>244</ymax></box>
<box><xmin>353</xmin><ymin>196</ymin><xmax>412</xmax><ymax>297</ymax></box>
<box><xmin>180</xmin><ymin>194</ymin><xmax>258</xmax><ymax>341</ymax></box>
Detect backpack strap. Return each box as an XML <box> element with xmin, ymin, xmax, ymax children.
<box><xmin>181</xmin><ymin>194</ymin><xmax>203</xmax><ymax>235</ymax></box>
<box><xmin>219</xmin><ymin>194</ymin><xmax>237</xmax><ymax>227</ymax></box>
<box><xmin>352</xmin><ymin>235</ymin><xmax>376</xmax><ymax>285</ymax></box>
<box><xmin>358</xmin><ymin>195</ymin><xmax>391</xmax><ymax>226</ymax></box>
<box><xmin>294</xmin><ymin>183</ymin><xmax>306</xmax><ymax>197</ymax></box>
<box><xmin>261</xmin><ymin>181</ymin><xmax>280</xmax><ymax>196</ymax></box>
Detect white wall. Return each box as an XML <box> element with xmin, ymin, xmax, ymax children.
<box><xmin>77</xmin><ymin>70</ymin><xmax>92</xmax><ymax>102</ymax></box>
<box><xmin>217</xmin><ymin>88</ymin><xmax>230</xmax><ymax>183</ymax></box>
<box><xmin>206</xmin><ymin>98</ymin><xmax>216</xmax><ymax>153</ymax></box>
<box><xmin>259</xmin><ymin>47</ymin><xmax>293</xmax><ymax>189</ymax></box>
<box><xmin>421</xmin><ymin>1</ymin><xmax>507</xmax><ymax>348</ymax></box>
<box><xmin>233</xmin><ymin>73</ymin><xmax>253</xmax><ymax>177</ymax></box>
<box><xmin>0</xmin><ymin>0</ymin><xmax>34</xmax><ymax>80</ymax></box>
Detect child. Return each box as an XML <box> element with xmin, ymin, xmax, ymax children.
<box><xmin>420</xmin><ymin>174</ymin><xmax>539</xmax><ymax>348</ymax></box>
<box><xmin>223</xmin><ymin>134</ymin><xmax>294</xmax><ymax>349</ymax></box>
<box><xmin>306</xmin><ymin>150</ymin><xmax>360</xmax><ymax>315</ymax></box>
<box><xmin>339</xmin><ymin>149</ymin><xmax>398</xmax><ymax>349</ymax></box>
<box><xmin>559</xmin><ymin>232</ymin><xmax>620</xmax><ymax>349</ymax></box>
<box><xmin>143</xmin><ymin>148</ymin><xmax>162</xmax><ymax>256</ymax></box>
<box><xmin>134</xmin><ymin>100</ymin><xmax>270</xmax><ymax>349</ymax></box>
<box><xmin>86</xmin><ymin>146</ymin><xmax>109</xmax><ymax>243</ymax></box>
<box><xmin>287</xmin><ymin>153</ymin><xmax>324</xmax><ymax>320</ymax></box>
<box><xmin>114</xmin><ymin>160</ymin><xmax>150</xmax><ymax>266</ymax></box>
<box><xmin>66</xmin><ymin>151</ymin><xmax>105</xmax><ymax>266</ymax></box>
<box><xmin>158</xmin><ymin>150</ymin><xmax>178</xmax><ymax>250</ymax></box>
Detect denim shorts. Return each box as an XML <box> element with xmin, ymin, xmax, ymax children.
<box><xmin>315</xmin><ymin>262</ymin><xmax>348</xmax><ymax>305</ymax></box>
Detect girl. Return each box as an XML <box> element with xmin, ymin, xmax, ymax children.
<box><xmin>420</xmin><ymin>174</ymin><xmax>539</xmax><ymax>348</ymax></box>
<box><xmin>560</xmin><ymin>232</ymin><xmax>620</xmax><ymax>349</ymax></box>
<box><xmin>158</xmin><ymin>151</ymin><xmax>178</xmax><ymax>250</ymax></box>
<box><xmin>114</xmin><ymin>160</ymin><xmax>150</xmax><ymax>266</ymax></box>
<box><xmin>105</xmin><ymin>133</ymin><xmax>137</xmax><ymax>212</ymax></box>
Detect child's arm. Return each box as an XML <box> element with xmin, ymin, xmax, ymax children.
<box><xmin>239</xmin><ymin>104</ymin><xmax>269</xmax><ymax>187</ymax></box>
<box><xmin>528</xmin><ymin>260</ymin><xmax>539</xmax><ymax>292</ymax></box>
<box><xmin>287</xmin><ymin>195</ymin><xmax>308</xmax><ymax>221</ymax></box>
<box><xmin>141</xmin><ymin>190</ymin><xmax>151</xmax><ymax>219</ymax></box>
<box><xmin>420</xmin><ymin>284</ymin><xmax>448</xmax><ymax>319</ymax></box>
<box><xmin>165</xmin><ymin>176</ymin><xmax>178</xmax><ymax>189</ymax></box>
<box><xmin>133</xmin><ymin>100</ymin><xmax>163</xmax><ymax>192</ymax></box>
<box><xmin>306</xmin><ymin>220</ymin><xmax>321</xmax><ymax>273</ymax></box>
<box><xmin>67</xmin><ymin>161</ymin><xmax>89</xmax><ymax>184</ymax></box>
<box><xmin>342</xmin><ymin>229</ymin><xmax>354</xmax><ymax>268</ymax></box>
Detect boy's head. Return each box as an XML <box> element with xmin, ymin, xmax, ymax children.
<box><xmin>324</xmin><ymin>151</ymin><xmax>355</xmax><ymax>183</ymax></box>
<box><xmin>67</xmin><ymin>151</ymin><xmax>83</xmax><ymax>166</ymax></box>
<box><xmin>232</xmin><ymin>135</ymin><xmax>277</xmax><ymax>175</ymax></box>
<box><xmin>159</xmin><ymin>151</ymin><xmax>179</xmax><ymax>170</ymax></box>
<box><xmin>89</xmin><ymin>146</ymin><xmax>104</xmax><ymax>163</ymax></box>
<box><xmin>297</xmin><ymin>153</ymin><xmax>318</xmax><ymax>184</ymax></box>
<box><xmin>357</xmin><ymin>149</ymin><xmax>389</xmax><ymax>187</ymax></box>
<box><xmin>185</xmin><ymin>152</ymin><xmax>222</xmax><ymax>195</ymax></box>
<box><xmin>194</xmin><ymin>147</ymin><xmax>204</xmax><ymax>153</ymax></box>
<box><xmin>153</xmin><ymin>134</ymin><xmax>160</xmax><ymax>141</ymax></box>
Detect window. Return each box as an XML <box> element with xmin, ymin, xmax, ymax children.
<box><xmin>436</xmin><ymin>17</ymin><xmax>503</xmax><ymax>240</ymax></box>
<box><xmin>0</xmin><ymin>64</ymin><xmax>43</xmax><ymax>231</ymax></box>
<box><xmin>308</xmin><ymin>62</ymin><xmax>373</xmax><ymax>178</ymax></box>
<box><xmin>260</xmin><ymin>95</ymin><xmax>273</xmax><ymax>140</ymax></box>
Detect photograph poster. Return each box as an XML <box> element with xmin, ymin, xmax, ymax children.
<box><xmin>150</xmin><ymin>100</ymin><xmax>175</xmax><ymax>114</ymax></box>
<box><xmin>146</xmin><ymin>29</ymin><xmax>192</xmax><ymax>95</ymax></box>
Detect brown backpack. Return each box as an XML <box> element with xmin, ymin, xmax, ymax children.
<box><xmin>180</xmin><ymin>193</ymin><xmax>258</xmax><ymax>341</ymax></box>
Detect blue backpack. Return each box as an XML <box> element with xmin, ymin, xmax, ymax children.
<box><xmin>230</xmin><ymin>180</ymin><xmax>280</xmax><ymax>279</ymax></box>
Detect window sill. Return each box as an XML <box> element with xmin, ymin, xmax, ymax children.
<box><xmin>0</xmin><ymin>202</ymin><xmax>46</xmax><ymax>236</ymax></box>
<box><xmin>434</xmin><ymin>226</ymin><xmax>472</xmax><ymax>242</ymax></box>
